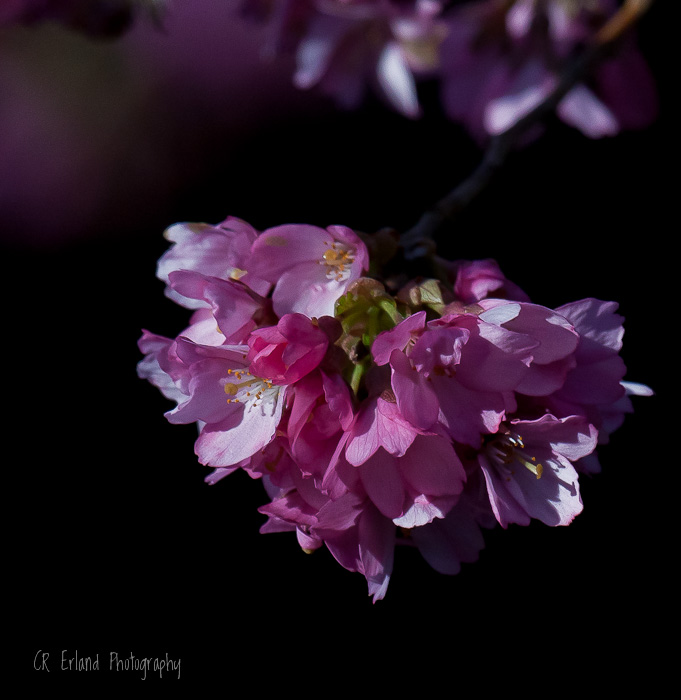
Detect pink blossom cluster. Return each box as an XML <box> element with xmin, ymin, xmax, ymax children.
<box><xmin>238</xmin><ymin>0</ymin><xmax>657</xmax><ymax>138</ymax></box>
<box><xmin>138</xmin><ymin>215</ymin><xmax>652</xmax><ymax>600</ymax></box>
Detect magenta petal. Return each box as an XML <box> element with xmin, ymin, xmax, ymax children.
<box><xmin>321</xmin><ymin>371</ymin><xmax>354</xmax><ymax>431</ymax></box>
<box><xmin>513</xmin><ymin>355</ymin><xmax>577</xmax><ymax>397</ymax></box>
<box><xmin>455</xmin><ymin>323</ymin><xmax>536</xmax><ymax>392</ymax></box>
<box><xmin>359</xmin><ymin>450</ymin><xmax>406</xmax><ymax>520</ymax></box>
<box><xmin>287</xmin><ymin>373</ymin><xmax>323</xmax><ymax>449</ymax></box>
<box><xmin>345</xmin><ymin>397</ymin><xmax>418</xmax><ymax>466</ymax></box>
<box><xmin>375</xmin><ymin>398</ymin><xmax>419</xmax><ymax>457</ymax></box>
<box><xmin>435</xmin><ymin>378</ymin><xmax>507</xmax><ymax>447</ymax></box>
<box><xmin>357</xmin><ymin>506</ymin><xmax>395</xmax><ymax>603</ymax></box>
<box><xmin>314</xmin><ymin>492</ymin><xmax>365</xmax><ymax>534</ymax></box>
<box><xmin>173</xmin><ymin>336</ymin><xmax>249</xmax><ymax>366</ymax></box>
<box><xmin>558</xmin><ymin>356</ymin><xmax>627</xmax><ymax>405</ymax></box>
<box><xmin>168</xmin><ymin>270</ymin><xmax>261</xmax><ymax>343</ymax></box>
<box><xmin>436</xmin><ymin>377</ymin><xmax>506</xmax><ymax>448</ymax></box>
<box><xmin>248</xmin><ymin>313</ymin><xmax>330</xmax><ymax>383</ymax></box>
<box><xmin>389</xmin><ymin>349</ymin><xmax>439</xmax><ymax>430</ymax></box>
<box><xmin>409</xmin><ymin>324</ymin><xmax>469</xmax><ymax>374</ymax></box>
<box><xmin>372</xmin><ymin>311</ymin><xmax>426</xmax><ymax>366</ymax></box>
<box><xmin>453</xmin><ymin>259</ymin><xmax>531</xmax><ymax>304</ymax></box>
<box><xmin>258</xmin><ymin>489</ymin><xmax>318</xmax><ymax>531</ymax></box>
<box><xmin>410</xmin><ymin>499</ymin><xmax>488</xmax><ymax>575</ymax></box>
<box><xmin>397</xmin><ymin>435</ymin><xmax>466</xmax><ymax>498</ymax></box>
<box><xmin>345</xmin><ymin>401</ymin><xmax>382</xmax><ymax>466</ymax></box>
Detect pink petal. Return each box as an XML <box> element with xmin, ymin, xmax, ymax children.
<box><xmin>389</xmin><ymin>349</ymin><xmax>439</xmax><ymax>431</ymax></box>
<box><xmin>358</xmin><ymin>450</ymin><xmax>405</xmax><ymax>520</ymax></box>
<box><xmin>372</xmin><ymin>311</ymin><xmax>426</xmax><ymax>366</ymax></box>
<box><xmin>195</xmin><ymin>387</ymin><xmax>286</xmax><ymax>467</ymax></box>
<box><xmin>557</xmin><ymin>84</ymin><xmax>619</xmax><ymax>138</ymax></box>
<box><xmin>398</xmin><ymin>435</ymin><xmax>466</xmax><ymax>498</ymax></box>
<box><xmin>376</xmin><ymin>41</ymin><xmax>421</xmax><ymax>119</ymax></box>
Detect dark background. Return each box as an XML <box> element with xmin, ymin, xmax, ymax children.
<box><xmin>5</xmin><ymin>0</ymin><xmax>674</xmax><ymax>690</ymax></box>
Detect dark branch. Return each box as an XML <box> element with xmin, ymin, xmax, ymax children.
<box><xmin>399</xmin><ymin>0</ymin><xmax>655</xmax><ymax>261</ymax></box>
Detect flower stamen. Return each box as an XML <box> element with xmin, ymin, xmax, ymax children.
<box><xmin>320</xmin><ymin>241</ymin><xmax>356</xmax><ymax>282</ymax></box>
<box><xmin>486</xmin><ymin>431</ymin><xmax>543</xmax><ymax>479</ymax></box>
<box><xmin>224</xmin><ymin>369</ymin><xmax>277</xmax><ymax>409</ymax></box>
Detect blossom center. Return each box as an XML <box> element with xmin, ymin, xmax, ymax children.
<box><xmin>320</xmin><ymin>242</ymin><xmax>355</xmax><ymax>282</ymax></box>
<box><xmin>485</xmin><ymin>431</ymin><xmax>543</xmax><ymax>479</ymax></box>
<box><xmin>223</xmin><ymin>368</ymin><xmax>279</xmax><ymax>413</ymax></box>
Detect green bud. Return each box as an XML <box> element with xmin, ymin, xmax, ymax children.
<box><xmin>395</xmin><ymin>277</ymin><xmax>450</xmax><ymax>316</ymax></box>
<box><xmin>333</xmin><ymin>278</ymin><xmax>407</xmax><ymax>396</ymax></box>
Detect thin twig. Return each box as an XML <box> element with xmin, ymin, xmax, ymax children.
<box><xmin>399</xmin><ymin>0</ymin><xmax>655</xmax><ymax>260</ymax></box>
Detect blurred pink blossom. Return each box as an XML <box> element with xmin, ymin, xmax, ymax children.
<box><xmin>439</xmin><ymin>0</ymin><xmax>658</xmax><ymax>140</ymax></box>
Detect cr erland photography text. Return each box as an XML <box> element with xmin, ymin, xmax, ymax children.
<box><xmin>33</xmin><ymin>649</ymin><xmax>181</xmax><ymax>680</ymax></box>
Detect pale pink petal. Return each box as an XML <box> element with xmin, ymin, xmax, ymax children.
<box><xmin>393</xmin><ymin>496</ymin><xmax>454</xmax><ymax>529</ymax></box>
<box><xmin>248</xmin><ymin>224</ymin><xmax>328</xmax><ymax>279</ymax></box>
<box><xmin>272</xmin><ymin>267</ymin><xmax>348</xmax><ymax>318</ymax></box>
<box><xmin>195</xmin><ymin>386</ymin><xmax>286</xmax><ymax>467</ymax></box>
<box><xmin>358</xmin><ymin>507</ymin><xmax>395</xmax><ymax>602</ymax></box>
<box><xmin>557</xmin><ymin>84</ymin><xmax>619</xmax><ymax>138</ymax></box>
<box><xmin>484</xmin><ymin>60</ymin><xmax>556</xmax><ymax>135</ymax></box>
<box><xmin>555</xmin><ymin>298</ymin><xmax>624</xmax><ymax>361</ymax></box>
<box><xmin>376</xmin><ymin>41</ymin><xmax>421</xmax><ymax>118</ymax></box>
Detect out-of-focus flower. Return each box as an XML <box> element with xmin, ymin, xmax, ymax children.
<box><xmin>293</xmin><ymin>0</ymin><xmax>447</xmax><ymax>117</ymax></box>
<box><xmin>230</xmin><ymin>0</ymin><xmax>657</xmax><ymax>134</ymax></box>
<box><xmin>0</xmin><ymin>0</ymin><xmax>165</xmax><ymax>36</ymax></box>
<box><xmin>138</xmin><ymin>214</ymin><xmax>652</xmax><ymax>600</ymax></box>
<box><xmin>236</xmin><ymin>0</ymin><xmax>448</xmax><ymax>117</ymax></box>
<box><xmin>439</xmin><ymin>0</ymin><xmax>658</xmax><ymax>140</ymax></box>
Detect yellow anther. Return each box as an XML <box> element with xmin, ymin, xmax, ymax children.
<box><xmin>320</xmin><ymin>241</ymin><xmax>355</xmax><ymax>281</ymax></box>
<box><xmin>518</xmin><ymin>456</ymin><xmax>543</xmax><ymax>479</ymax></box>
<box><xmin>488</xmin><ymin>431</ymin><xmax>543</xmax><ymax>479</ymax></box>
<box><xmin>230</xmin><ymin>268</ymin><xmax>248</xmax><ymax>280</ymax></box>
<box><xmin>323</xmin><ymin>248</ymin><xmax>344</xmax><ymax>262</ymax></box>
<box><xmin>223</xmin><ymin>370</ymin><xmax>279</xmax><ymax>410</ymax></box>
